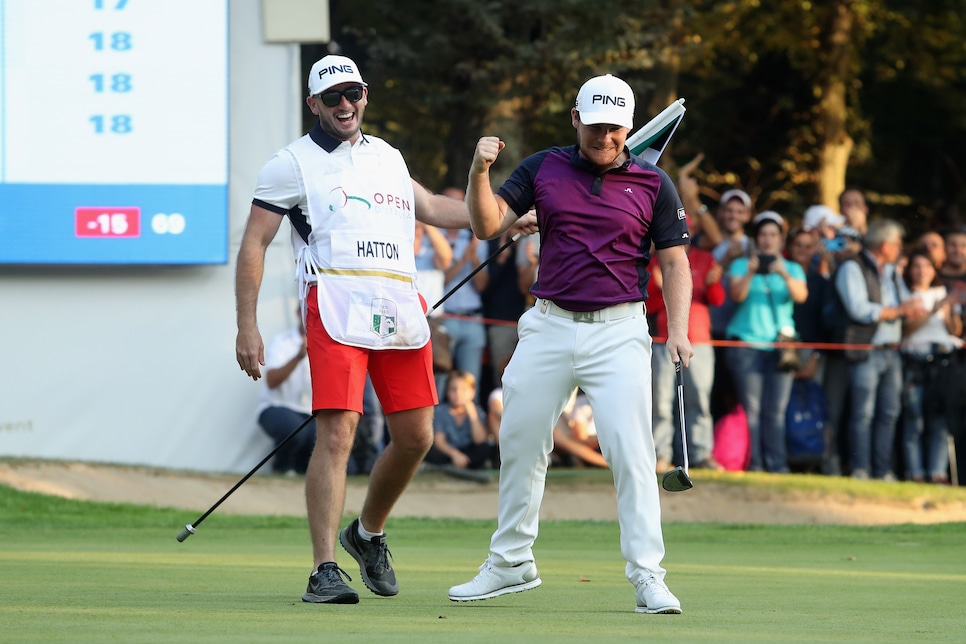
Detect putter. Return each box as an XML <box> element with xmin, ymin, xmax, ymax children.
<box><xmin>661</xmin><ymin>361</ymin><xmax>694</xmax><ymax>492</ymax></box>
<box><xmin>176</xmin><ymin>414</ymin><xmax>315</xmax><ymax>542</ymax></box>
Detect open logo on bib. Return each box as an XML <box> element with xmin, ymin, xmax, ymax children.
<box><xmin>371</xmin><ymin>298</ymin><xmax>397</xmax><ymax>338</ymax></box>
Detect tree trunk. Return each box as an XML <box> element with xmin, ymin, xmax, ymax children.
<box><xmin>815</xmin><ymin>2</ymin><xmax>855</xmax><ymax>209</ymax></box>
<box><xmin>646</xmin><ymin>52</ymin><xmax>680</xmax><ymax>124</ymax></box>
<box><xmin>645</xmin><ymin>52</ymin><xmax>681</xmax><ymax>170</ymax></box>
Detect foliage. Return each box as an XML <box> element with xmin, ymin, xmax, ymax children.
<box><xmin>855</xmin><ymin>0</ymin><xmax>966</xmax><ymax>229</ymax></box>
<box><xmin>660</xmin><ymin>0</ymin><xmax>966</xmax><ymax>223</ymax></box>
<box><xmin>328</xmin><ymin>0</ymin><xmax>682</xmax><ymax>187</ymax></box>
<box><xmin>317</xmin><ymin>0</ymin><xmax>966</xmax><ymax>227</ymax></box>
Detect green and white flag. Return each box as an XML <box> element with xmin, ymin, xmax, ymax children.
<box><xmin>626</xmin><ymin>98</ymin><xmax>686</xmax><ymax>164</ymax></box>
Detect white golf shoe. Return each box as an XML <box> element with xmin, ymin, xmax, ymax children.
<box><xmin>448</xmin><ymin>557</ymin><xmax>542</xmax><ymax>601</ymax></box>
<box><xmin>635</xmin><ymin>574</ymin><xmax>682</xmax><ymax>614</ymax></box>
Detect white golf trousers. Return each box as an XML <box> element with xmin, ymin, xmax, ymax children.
<box><xmin>489</xmin><ymin>301</ymin><xmax>667</xmax><ymax>585</ymax></box>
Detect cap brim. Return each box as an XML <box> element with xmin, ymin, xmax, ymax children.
<box><xmin>310</xmin><ymin>80</ymin><xmax>368</xmax><ymax>96</ymax></box>
<box><xmin>720</xmin><ymin>190</ymin><xmax>752</xmax><ymax>208</ymax></box>
<box><xmin>578</xmin><ymin>110</ymin><xmax>632</xmax><ymax>129</ymax></box>
<box><xmin>754</xmin><ymin>213</ymin><xmax>785</xmax><ymax>228</ymax></box>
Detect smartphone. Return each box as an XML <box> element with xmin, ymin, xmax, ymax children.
<box><xmin>756</xmin><ymin>254</ymin><xmax>776</xmax><ymax>274</ymax></box>
<box><xmin>823</xmin><ymin>237</ymin><xmax>846</xmax><ymax>252</ymax></box>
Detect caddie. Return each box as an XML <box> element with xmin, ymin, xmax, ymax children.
<box><xmin>234</xmin><ymin>54</ymin><xmax>536</xmax><ymax>604</ymax></box>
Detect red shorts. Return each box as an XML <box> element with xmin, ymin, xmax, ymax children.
<box><xmin>305</xmin><ymin>288</ymin><xmax>438</xmax><ymax>414</ymax></box>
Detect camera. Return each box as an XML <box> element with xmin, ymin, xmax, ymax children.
<box><xmin>756</xmin><ymin>254</ymin><xmax>776</xmax><ymax>275</ymax></box>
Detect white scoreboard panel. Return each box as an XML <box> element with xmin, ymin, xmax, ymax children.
<box><xmin>0</xmin><ymin>0</ymin><xmax>228</xmax><ymax>264</ymax></box>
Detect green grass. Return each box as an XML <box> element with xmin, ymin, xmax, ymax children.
<box><xmin>1</xmin><ymin>484</ymin><xmax>964</xmax><ymax>642</ymax></box>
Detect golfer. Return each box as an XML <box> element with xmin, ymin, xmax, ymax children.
<box><xmin>449</xmin><ymin>74</ymin><xmax>693</xmax><ymax>614</ymax></box>
<box><xmin>235</xmin><ymin>55</ymin><xmax>534</xmax><ymax>604</ymax></box>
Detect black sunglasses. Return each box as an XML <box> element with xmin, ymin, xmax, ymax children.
<box><xmin>316</xmin><ymin>85</ymin><xmax>365</xmax><ymax>107</ymax></box>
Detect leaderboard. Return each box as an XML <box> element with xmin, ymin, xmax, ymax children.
<box><xmin>0</xmin><ymin>0</ymin><xmax>228</xmax><ymax>264</ymax></box>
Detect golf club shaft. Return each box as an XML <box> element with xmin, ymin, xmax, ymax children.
<box><xmin>431</xmin><ymin>233</ymin><xmax>520</xmax><ymax>312</ymax></box>
<box><xmin>675</xmin><ymin>362</ymin><xmax>689</xmax><ymax>473</ymax></box>
<box><xmin>176</xmin><ymin>413</ymin><xmax>315</xmax><ymax>542</ymax></box>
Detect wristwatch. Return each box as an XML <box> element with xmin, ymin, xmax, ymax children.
<box><xmin>697</xmin><ymin>204</ymin><xmax>709</xmax><ymax>216</ymax></box>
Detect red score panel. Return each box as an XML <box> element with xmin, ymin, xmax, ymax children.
<box><xmin>75</xmin><ymin>207</ymin><xmax>141</xmax><ymax>238</ymax></box>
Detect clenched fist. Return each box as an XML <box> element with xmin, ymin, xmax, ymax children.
<box><xmin>472</xmin><ymin>136</ymin><xmax>505</xmax><ymax>174</ymax></box>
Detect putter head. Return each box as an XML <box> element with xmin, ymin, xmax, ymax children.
<box><xmin>661</xmin><ymin>466</ymin><xmax>693</xmax><ymax>492</ymax></box>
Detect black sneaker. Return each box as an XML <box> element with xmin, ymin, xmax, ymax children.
<box><xmin>339</xmin><ymin>518</ymin><xmax>398</xmax><ymax>596</ymax></box>
<box><xmin>302</xmin><ymin>562</ymin><xmax>359</xmax><ymax>604</ymax></box>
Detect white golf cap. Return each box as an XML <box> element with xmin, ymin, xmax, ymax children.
<box><xmin>752</xmin><ymin>210</ymin><xmax>786</xmax><ymax>236</ymax></box>
<box><xmin>308</xmin><ymin>55</ymin><xmax>368</xmax><ymax>96</ymax></box>
<box><xmin>752</xmin><ymin>210</ymin><xmax>785</xmax><ymax>228</ymax></box>
<box><xmin>802</xmin><ymin>204</ymin><xmax>844</xmax><ymax>231</ymax></box>
<box><xmin>575</xmin><ymin>74</ymin><xmax>635</xmax><ymax>129</ymax></box>
<box><xmin>836</xmin><ymin>225</ymin><xmax>863</xmax><ymax>242</ymax></box>
<box><xmin>720</xmin><ymin>188</ymin><xmax>752</xmax><ymax>209</ymax></box>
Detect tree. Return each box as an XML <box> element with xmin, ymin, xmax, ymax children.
<box><xmin>672</xmin><ymin>0</ymin><xmax>966</xmax><ymax>224</ymax></box>
<box><xmin>320</xmin><ymin>0</ymin><xmax>966</xmax><ymax>226</ymax></box>
<box><xmin>329</xmin><ymin>0</ymin><xmax>683</xmax><ymax>189</ymax></box>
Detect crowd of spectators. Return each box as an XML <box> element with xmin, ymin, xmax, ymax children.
<box><xmin>416</xmin><ymin>179</ymin><xmax>966</xmax><ymax>487</ymax></box>
<box><xmin>705</xmin><ymin>187</ymin><xmax>962</xmax><ymax>485</ymax></box>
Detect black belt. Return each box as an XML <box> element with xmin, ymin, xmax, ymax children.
<box><xmin>448</xmin><ymin>309</ymin><xmax>482</xmax><ymax>317</ymax></box>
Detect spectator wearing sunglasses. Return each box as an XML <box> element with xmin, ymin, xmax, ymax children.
<box><xmin>234</xmin><ymin>54</ymin><xmax>537</xmax><ymax>605</ymax></box>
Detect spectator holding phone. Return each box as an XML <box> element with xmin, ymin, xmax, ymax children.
<box><xmin>818</xmin><ymin>224</ymin><xmax>864</xmax><ymax>475</ymax></box>
<box><xmin>900</xmin><ymin>250</ymin><xmax>963</xmax><ymax>483</ymax></box>
<box><xmin>786</xmin><ymin>228</ymin><xmax>828</xmax><ymax>382</ymax></box>
<box><xmin>701</xmin><ymin>188</ymin><xmax>753</xmax><ymax>425</ymax></box>
<box><xmin>724</xmin><ymin>211</ymin><xmax>808</xmax><ymax>472</ymax></box>
<box><xmin>839</xmin><ymin>188</ymin><xmax>869</xmax><ymax>236</ymax></box>
<box><xmin>802</xmin><ymin>204</ymin><xmax>844</xmax><ymax>278</ymax></box>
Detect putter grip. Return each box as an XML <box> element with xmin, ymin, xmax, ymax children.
<box><xmin>176</xmin><ymin>524</ymin><xmax>196</xmax><ymax>542</ymax></box>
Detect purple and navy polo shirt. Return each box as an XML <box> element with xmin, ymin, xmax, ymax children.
<box><xmin>498</xmin><ymin>145</ymin><xmax>689</xmax><ymax>312</ymax></box>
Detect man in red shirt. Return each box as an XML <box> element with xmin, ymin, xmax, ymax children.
<box><xmin>648</xmin><ymin>244</ymin><xmax>725</xmax><ymax>471</ymax></box>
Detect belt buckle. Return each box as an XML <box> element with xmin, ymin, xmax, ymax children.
<box><xmin>573</xmin><ymin>310</ymin><xmax>597</xmax><ymax>323</ymax></box>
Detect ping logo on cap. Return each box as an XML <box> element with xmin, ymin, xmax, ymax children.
<box><xmin>592</xmin><ymin>94</ymin><xmax>626</xmax><ymax>107</ymax></box>
<box><xmin>319</xmin><ymin>63</ymin><xmax>356</xmax><ymax>80</ymax></box>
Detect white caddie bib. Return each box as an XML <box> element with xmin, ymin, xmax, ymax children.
<box><xmin>288</xmin><ymin>134</ymin><xmax>429</xmax><ymax>350</ymax></box>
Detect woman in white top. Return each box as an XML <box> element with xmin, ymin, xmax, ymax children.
<box><xmin>900</xmin><ymin>250</ymin><xmax>964</xmax><ymax>483</ymax></box>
